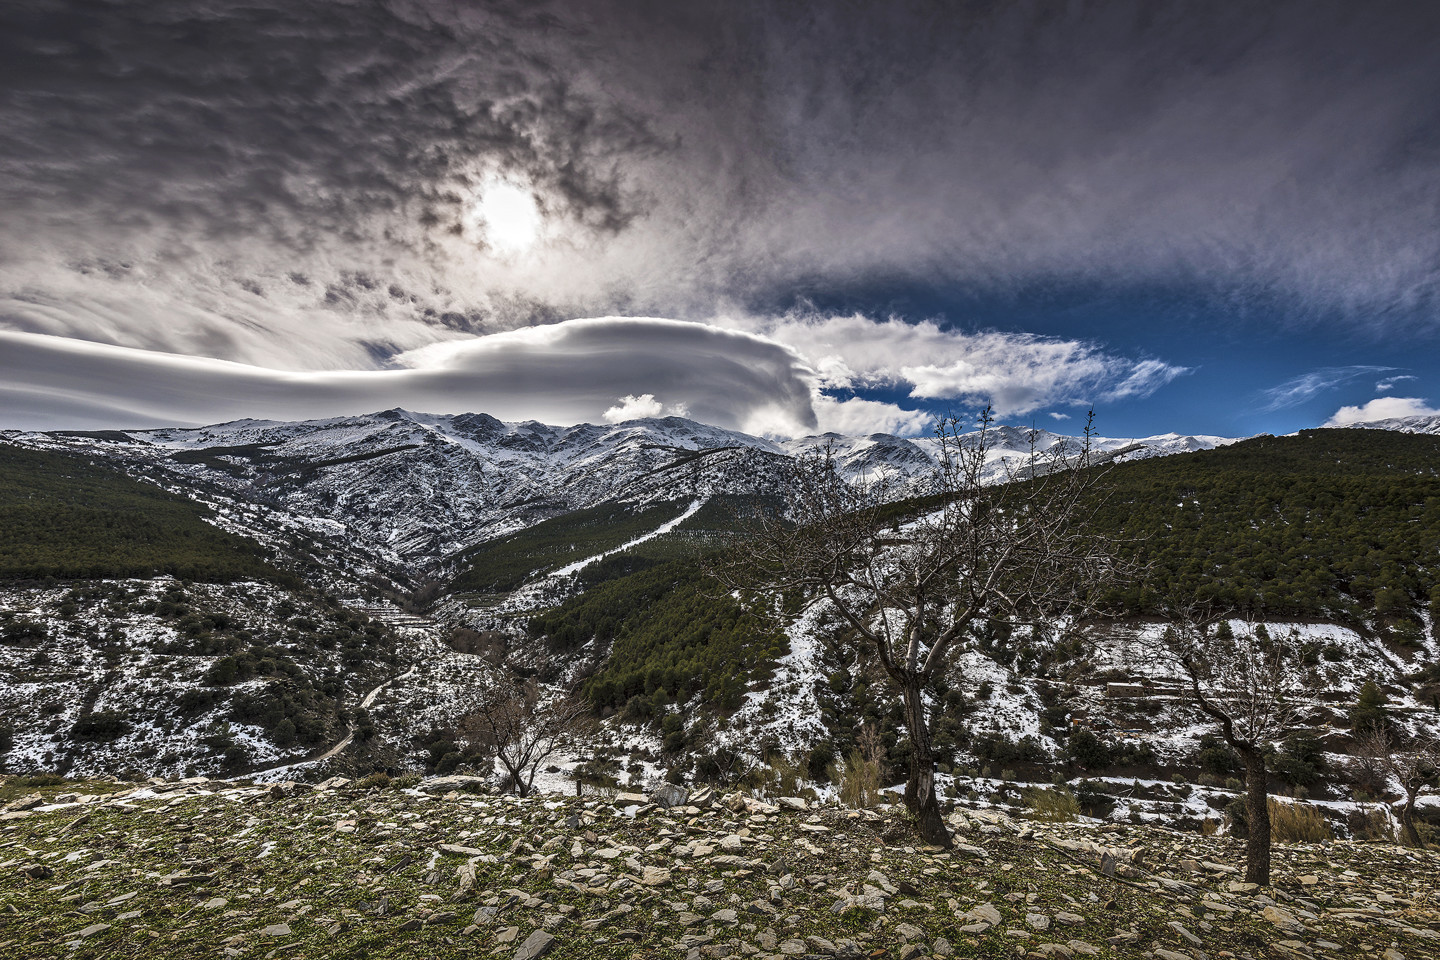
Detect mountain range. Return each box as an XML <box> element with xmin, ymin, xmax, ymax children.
<box><xmin>5</xmin><ymin>409</ymin><xmax>1240</xmax><ymax>589</ymax></box>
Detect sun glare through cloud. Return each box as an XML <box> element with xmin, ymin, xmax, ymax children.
<box><xmin>470</xmin><ymin>178</ymin><xmax>542</xmax><ymax>256</ymax></box>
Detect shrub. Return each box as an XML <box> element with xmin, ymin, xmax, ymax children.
<box><xmin>832</xmin><ymin>750</ymin><xmax>881</xmax><ymax>809</ymax></box>
<box><xmin>1268</xmin><ymin>798</ymin><xmax>1334</xmax><ymax>843</ymax></box>
<box><xmin>1347</xmin><ymin>806</ymin><xmax>1395</xmax><ymax>843</ymax></box>
<box><xmin>1025</xmin><ymin>786</ymin><xmax>1080</xmax><ymax>822</ymax></box>
<box><xmin>70</xmin><ymin>710</ymin><xmax>130</xmax><ymax>742</ymax></box>
<box><xmin>356</xmin><ymin>771</ymin><xmax>392</xmax><ymax>790</ymax></box>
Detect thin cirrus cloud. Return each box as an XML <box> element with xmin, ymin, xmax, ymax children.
<box><xmin>1375</xmin><ymin>375</ymin><xmax>1418</xmax><ymax>392</ymax></box>
<box><xmin>1258</xmin><ymin>365</ymin><xmax>1396</xmax><ymax>412</ymax></box>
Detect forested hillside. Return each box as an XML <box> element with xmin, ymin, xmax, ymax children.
<box><xmin>1091</xmin><ymin>428</ymin><xmax>1440</xmax><ymax>624</ymax></box>
<box><xmin>0</xmin><ymin>445</ymin><xmax>281</xmax><ymax>583</ymax></box>
<box><xmin>526</xmin><ymin>428</ymin><xmax>1440</xmax><ymax>715</ymax></box>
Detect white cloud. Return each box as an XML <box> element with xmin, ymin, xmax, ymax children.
<box><xmin>1048</xmin><ymin>412</ymin><xmax>1071</xmax><ymax>421</ymax></box>
<box><xmin>1324</xmin><ymin>396</ymin><xmax>1440</xmax><ymax>426</ymax></box>
<box><xmin>602</xmin><ymin>394</ymin><xmax>665</xmax><ymax>422</ymax></box>
<box><xmin>0</xmin><ymin>319</ymin><xmax>820</xmax><ymax>435</ymax></box>
<box><xmin>724</xmin><ymin>311</ymin><xmax>1186</xmax><ymax>417</ymax></box>
<box><xmin>1376</xmin><ymin>375</ymin><xmax>1417</xmax><ymax>392</ymax></box>
<box><xmin>811</xmin><ymin>396</ymin><xmax>932</xmax><ymax>437</ymax></box>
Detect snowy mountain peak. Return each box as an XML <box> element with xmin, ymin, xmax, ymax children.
<box><xmin>13</xmin><ymin>410</ymin><xmax>1239</xmax><ymax>578</ymax></box>
<box><xmin>1336</xmin><ymin>414</ymin><xmax>1440</xmax><ymax>436</ymax></box>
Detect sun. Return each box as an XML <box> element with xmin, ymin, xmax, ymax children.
<box><xmin>469</xmin><ymin>178</ymin><xmax>542</xmax><ymax>256</ymax></box>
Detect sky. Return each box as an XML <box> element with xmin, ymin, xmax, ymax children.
<box><xmin>2</xmin><ymin>0</ymin><xmax>1439</xmax><ymax>439</ymax></box>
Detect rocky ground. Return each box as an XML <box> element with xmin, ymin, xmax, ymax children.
<box><xmin>1</xmin><ymin>776</ymin><xmax>1437</xmax><ymax>960</ymax></box>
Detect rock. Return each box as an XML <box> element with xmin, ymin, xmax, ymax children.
<box><xmin>260</xmin><ymin>923</ymin><xmax>292</xmax><ymax>937</ymax></box>
<box><xmin>1261</xmin><ymin>905</ymin><xmax>1304</xmax><ymax>933</ymax></box>
<box><xmin>513</xmin><ymin>930</ymin><xmax>556</xmax><ymax>960</ymax></box>
<box><xmin>640</xmin><ymin>866</ymin><xmax>671</xmax><ymax>886</ymax></box>
<box><xmin>895</xmin><ymin>922</ymin><xmax>925</xmax><ymax>941</ymax></box>
<box><xmin>396</xmin><ymin>918</ymin><xmax>422</xmax><ymax>932</ymax></box>
<box><xmin>614</xmin><ymin>792</ymin><xmax>649</xmax><ymax>805</ymax></box>
<box><xmin>719</xmin><ymin>834</ymin><xmax>745</xmax><ymax>852</ymax></box>
<box><xmin>202</xmin><ymin>898</ymin><xmax>228</xmax><ymax>911</ymax></box>
<box><xmin>76</xmin><ymin>923</ymin><xmax>111</xmax><ymax>939</ymax></box>
<box><xmin>3</xmin><ymin>794</ymin><xmax>45</xmax><ymax>813</ymax></box>
<box><xmin>777</xmin><ymin>797</ymin><xmax>809</xmax><ymax>811</ymax></box>
<box><xmin>1168</xmin><ymin>920</ymin><xmax>1203</xmax><ymax>945</ymax></box>
<box><xmin>1027</xmin><ymin>912</ymin><xmax>1051</xmax><ymax>930</ymax></box>
<box><xmin>958</xmin><ymin>902</ymin><xmax>1002</xmax><ymax>929</ymax></box>
<box><xmin>648</xmin><ymin>783</ymin><xmax>689</xmax><ymax>808</ymax></box>
<box><xmin>933</xmin><ymin>938</ymin><xmax>953</xmax><ymax>957</ymax></box>
<box><xmin>417</xmin><ymin>775</ymin><xmax>490</xmax><ymax>795</ymax></box>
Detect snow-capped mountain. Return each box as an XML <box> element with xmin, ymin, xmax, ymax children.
<box><xmin>7</xmin><ymin>410</ymin><xmax>1236</xmax><ymax>582</ymax></box>
<box><xmin>1335</xmin><ymin>413</ymin><xmax>1440</xmax><ymax>435</ymax></box>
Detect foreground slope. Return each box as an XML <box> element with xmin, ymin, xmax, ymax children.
<box><xmin>1</xmin><ymin>776</ymin><xmax>1436</xmax><ymax>960</ymax></box>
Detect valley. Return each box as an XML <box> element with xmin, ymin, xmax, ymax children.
<box><xmin>1</xmin><ymin>412</ymin><xmax>1438</xmax><ymax>853</ymax></box>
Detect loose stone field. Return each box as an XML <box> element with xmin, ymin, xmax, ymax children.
<box><xmin>1</xmin><ymin>777</ymin><xmax>1437</xmax><ymax>959</ymax></box>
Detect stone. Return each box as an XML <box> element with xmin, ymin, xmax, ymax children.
<box><xmin>202</xmin><ymin>898</ymin><xmax>228</xmax><ymax>911</ymax></box>
<box><xmin>513</xmin><ymin>929</ymin><xmax>556</xmax><ymax>960</ymax></box>
<box><xmin>1027</xmin><ymin>911</ymin><xmax>1051</xmax><ymax>930</ymax></box>
<box><xmin>895</xmin><ymin>922</ymin><xmax>925</xmax><ymax>941</ymax></box>
<box><xmin>417</xmin><ymin>775</ymin><xmax>490</xmax><ymax>795</ymax></box>
<box><xmin>1167</xmin><ymin>920</ymin><xmax>1203</xmax><ymax>945</ymax></box>
<box><xmin>959</xmin><ymin>902</ymin><xmax>1002</xmax><ymax>928</ymax></box>
<box><xmin>648</xmin><ymin>784</ymin><xmax>689</xmax><ymax>809</ymax></box>
<box><xmin>1261</xmin><ymin>905</ymin><xmax>1304</xmax><ymax>933</ymax></box>
<box><xmin>640</xmin><ymin>866</ymin><xmax>671</xmax><ymax>886</ymax></box>
<box><xmin>438</xmin><ymin>843</ymin><xmax>488</xmax><ymax>857</ymax></box>
<box><xmin>260</xmin><ymin>923</ymin><xmax>292</xmax><ymax>937</ymax></box>
<box><xmin>4</xmin><ymin>794</ymin><xmax>45</xmax><ymax>812</ymax></box>
<box><xmin>76</xmin><ymin>923</ymin><xmax>111</xmax><ymax>939</ymax></box>
<box><xmin>933</xmin><ymin>938</ymin><xmax>953</xmax><ymax>957</ymax></box>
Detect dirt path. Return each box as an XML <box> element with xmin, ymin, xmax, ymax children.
<box><xmin>252</xmin><ymin>667</ymin><xmax>414</xmax><ymax>777</ymax></box>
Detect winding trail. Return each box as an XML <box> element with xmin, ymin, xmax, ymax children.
<box><xmin>253</xmin><ymin>666</ymin><xmax>416</xmax><ymax>777</ymax></box>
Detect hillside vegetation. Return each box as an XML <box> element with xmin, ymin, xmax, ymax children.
<box><xmin>525</xmin><ymin>429</ymin><xmax>1440</xmax><ymax>721</ymax></box>
<box><xmin>1090</xmin><ymin>428</ymin><xmax>1440</xmax><ymax>624</ymax></box>
<box><xmin>0</xmin><ymin>445</ymin><xmax>281</xmax><ymax>583</ymax></box>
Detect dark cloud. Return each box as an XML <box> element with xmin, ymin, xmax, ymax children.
<box><xmin>3</xmin><ymin>0</ymin><xmax>1440</xmax><ymax>430</ymax></box>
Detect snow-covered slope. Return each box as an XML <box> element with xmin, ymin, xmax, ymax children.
<box><xmin>10</xmin><ymin>410</ymin><xmax>1236</xmax><ymax>582</ymax></box>
<box><xmin>1336</xmin><ymin>413</ymin><xmax>1440</xmax><ymax>436</ymax></box>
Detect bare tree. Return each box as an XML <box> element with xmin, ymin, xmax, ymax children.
<box><xmin>1354</xmin><ymin>723</ymin><xmax>1440</xmax><ymax>847</ymax></box>
<box><xmin>726</xmin><ymin>410</ymin><xmax>1117</xmax><ymax>846</ymax></box>
<box><xmin>1160</xmin><ymin>617</ymin><xmax>1305</xmax><ymax>884</ymax></box>
<box><xmin>458</xmin><ymin>680</ymin><xmax>595</xmax><ymax>797</ymax></box>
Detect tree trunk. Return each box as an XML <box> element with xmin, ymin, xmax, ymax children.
<box><xmin>1399</xmin><ymin>790</ymin><xmax>1422</xmax><ymax>847</ymax></box>
<box><xmin>900</xmin><ymin>676</ymin><xmax>951</xmax><ymax>847</ymax></box>
<box><xmin>1242</xmin><ymin>751</ymin><xmax>1271</xmax><ymax>885</ymax></box>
